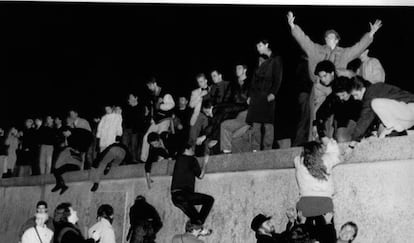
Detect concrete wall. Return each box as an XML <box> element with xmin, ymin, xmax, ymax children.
<box><xmin>1</xmin><ymin>136</ymin><xmax>414</xmax><ymax>243</ymax></box>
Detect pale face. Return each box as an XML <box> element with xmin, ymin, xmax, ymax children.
<box><xmin>46</xmin><ymin>116</ymin><xmax>54</xmax><ymax>126</ymax></box>
<box><xmin>36</xmin><ymin>205</ymin><xmax>48</xmax><ymax>214</ymax></box>
<box><xmin>146</xmin><ymin>83</ymin><xmax>157</xmax><ymax>92</ymax></box>
<box><xmin>351</xmin><ymin>89</ymin><xmax>364</xmax><ymax>101</ymax></box>
<box><xmin>68</xmin><ymin>207</ymin><xmax>79</xmax><ymax>224</ymax></box>
<box><xmin>69</xmin><ymin>111</ymin><xmax>78</xmax><ymax>119</ymax></box>
<box><xmin>54</xmin><ymin>117</ymin><xmax>62</xmax><ymax>127</ymax></box>
<box><xmin>115</xmin><ymin>106</ymin><xmax>122</xmax><ymax>114</ymax></box>
<box><xmin>339</xmin><ymin>225</ymin><xmax>356</xmax><ymax>241</ymax></box>
<box><xmin>128</xmin><ymin>94</ymin><xmax>138</xmax><ymax>106</ymax></box>
<box><xmin>325</xmin><ymin>33</ymin><xmax>339</xmax><ymax>49</ymax></box>
<box><xmin>235</xmin><ymin>65</ymin><xmax>246</xmax><ymax>78</ymax></box>
<box><xmin>197</xmin><ymin>77</ymin><xmax>208</xmax><ymax>89</ymax></box>
<box><xmin>211</xmin><ymin>71</ymin><xmax>222</xmax><ymax>84</ymax></box>
<box><xmin>150</xmin><ymin>140</ymin><xmax>161</xmax><ymax>148</ymax></box>
<box><xmin>105</xmin><ymin>106</ymin><xmax>113</xmax><ymax>114</ymax></box>
<box><xmin>336</xmin><ymin>91</ymin><xmax>351</xmax><ymax>101</ymax></box>
<box><xmin>256</xmin><ymin>42</ymin><xmax>268</xmax><ymax>55</ymax></box>
<box><xmin>317</xmin><ymin>71</ymin><xmax>335</xmax><ymax>86</ymax></box>
<box><xmin>179</xmin><ymin>97</ymin><xmax>188</xmax><ymax>108</ymax></box>
<box><xmin>203</xmin><ymin>107</ymin><xmax>213</xmax><ymax>117</ymax></box>
<box><xmin>35</xmin><ymin>118</ymin><xmax>43</xmax><ymax>128</ymax></box>
<box><xmin>25</xmin><ymin>119</ymin><xmax>34</xmax><ymax>129</ymax></box>
<box><xmin>260</xmin><ymin>220</ymin><xmax>275</xmax><ymax>234</ymax></box>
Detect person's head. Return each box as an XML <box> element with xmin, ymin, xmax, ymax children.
<box><xmin>360</xmin><ymin>49</ymin><xmax>370</xmax><ymax>62</ymax></box>
<box><xmin>54</xmin><ymin>202</ymin><xmax>78</xmax><ymax>225</ymax></box>
<box><xmin>202</xmin><ymin>100</ymin><xmax>214</xmax><ymax>117</ymax></box>
<box><xmin>235</xmin><ymin>64</ymin><xmax>248</xmax><ymax>78</ymax></box>
<box><xmin>128</xmin><ymin>93</ymin><xmax>139</xmax><ymax>106</ymax></box>
<box><xmin>54</xmin><ymin>117</ymin><xmax>63</xmax><ymax>127</ymax></box>
<box><xmin>36</xmin><ymin>201</ymin><xmax>48</xmax><ymax>214</ymax></box>
<box><xmin>210</xmin><ymin>70</ymin><xmax>223</xmax><ymax>84</ymax></box>
<box><xmin>339</xmin><ymin>222</ymin><xmax>358</xmax><ymax>242</ymax></box>
<box><xmin>196</xmin><ymin>73</ymin><xmax>208</xmax><ymax>89</ymax></box>
<box><xmin>34</xmin><ymin>117</ymin><xmax>43</xmax><ymax>128</ymax></box>
<box><xmin>331</xmin><ymin>76</ymin><xmax>353</xmax><ymax>101</ymax></box>
<box><xmin>147</xmin><ymin>132</ymin><xmax>161</xmax><ymax>148</ymax></box>
<box><xmin>8</xmin><ymin>127</ymin><xmax>18</xmax><ymax>137</ymax></box>
<box><xmin>324</xmin><ymin>29</ymin><xmax>340</xmax><ymax>50</ymax></box>
<box><xmin>178</xmin><ymin>96</ymin><xmax>188</xmax><ymax>109</ymax></box>
<box><xmin>45</xmin><ymin>115</ymin><xmax>54</xmax><ymax>127</ymax></box>
<box><xmin>185</xmin><ymin>220</ymin><xmax>204</xmax><ymax>236</ymax></box>
<box><xmin>35</xmin><ymin>212</ymin><xmax>49</xmax><ymax>227</ymax></box>
<box><xmin>25</xmin><ymin>118</ymin><xmax>34</xmax><ymax>129</ymax></box>
<box><xmin>69</xmin><ymin>110</ymin><xmax>79</xmax><ymax>119</ymax></box>
<box><xmin>314</xmin><ymin>60</ymin><xmax>336</xmax><ymax>86</ymax></box>
<box><xmin>97</xmin><ymin>204</ymin><xmax>114</xmax><ymax>224</ymax></box>
<box><xmin>256</xmin><ymin>39</ymin><xmax>272</xmax><ymax>55</ymax></box>
<box><xmin>347</xmin><ymin>76</ymin><xmax>367</xmax><ymax>101</ymax></box>
<box><xmin>301</xmin><ymin>141</ymin><xmax>329</xmax><ymax>181</ymax></box>
<box><xmin>251</xmin><ymin>214</ymin><xmax>275</xmax><ymax>235</ymax></box>
<box><xmin>146</xmin><ymin>77</ymin><xmax>158</xmax><ymax>92</ymax></box>
<box><xmin>183</xmin><ymin>144</ymin><xmax>195</xmax><ymax>156</ymax></box>
<box><xmin>289</xmin><ymin>224</ymin><xmax>316</xmax><ymax>243</ymax></box>
<box><xmin>104</xmin><ymin>106</ymin><xmax>113</xmax><ymax>115</ymax></box>
<box><xmin>114</xmin><ymin>106</ymin><xmax>122</xmax><ymax>114</ymax></box>
<box><xmin>346</xmin><ymin>58</ymin><xmax>361</xmax><ymax>75</ymax></box>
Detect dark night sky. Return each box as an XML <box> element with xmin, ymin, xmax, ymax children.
<box><xmin>0</xmin><ymin>2</ymin><xmax>413</xmax><ymax>138</ymax></box>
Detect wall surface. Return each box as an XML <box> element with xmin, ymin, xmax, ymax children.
<box><xmin>1</xmin><ymin>136</ymin><xmax>414</xmax><ymax>243</ymax></box>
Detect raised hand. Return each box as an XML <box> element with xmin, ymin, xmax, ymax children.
<box><xmin>369</xmin><ymin>19</ymin><xmax>382</xmax><ymax>37</ymax></box>
<box><xmin>287</xmin><ymin>11</ymin><xmax>295</xmax><ymax>28</ymax></box>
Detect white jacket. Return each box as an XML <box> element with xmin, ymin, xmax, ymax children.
<box><xmin>97</xmin><ymin>113</ymin><xmax>123</xmax><ymax>149</ymax></box>
<box><xmin>21</xmin><ymin>226</ymin><xmax>53</xmax><ymax>243</ymax></box>
<box><xmin>294</xmin><ymin>139</ymin><xmax>341</xmax><ymax>198</ymax></box>
<box><xmin>88</xmin><ymin>218</ymin><xmax>116</xmax><ymax>243</ymax></box>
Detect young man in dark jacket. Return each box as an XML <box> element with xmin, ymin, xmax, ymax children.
<box><xmin>127</xmin><ymin>195</ymin><xmax>163</xmax><ymax>243</ymax></box>
<box><xmin>171</xmin><ymin>145</ymin><xmax>214</xmax><ymax>228</ymax></box>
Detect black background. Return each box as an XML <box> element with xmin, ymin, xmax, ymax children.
<box><xmin>0</xmin><ymin>2</ymin><xmax>413</xmax><ymax>139</ymax></box>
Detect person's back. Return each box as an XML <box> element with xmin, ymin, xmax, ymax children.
<box><xmin>295</xmin><ymin>139</ymin><xmax>340</xmax><ymax>198</ymax></box>
<box><xmin>171</xmin><ymin>154</ymin><xmax>200</xmax><ymax>192</ymax></box>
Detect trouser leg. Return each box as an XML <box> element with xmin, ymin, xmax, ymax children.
<box><xmin>251</xmin><ymin>123</ymin><xmax>261</xmax><ymax>151</ymax></box>
<box><xmin>263</xmin><ymin>123</ymin><xmax>274</xmax><ymax>150</ymax></box>
<box><xmin>371</xmin><ymin>98</ymin><xmax>414</xmax><ymax>132</ymax></box>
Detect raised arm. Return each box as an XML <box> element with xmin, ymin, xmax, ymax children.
<box><xmin>287</xmin><ymin>11</ymin><xmax>323</xmax><ymax>58</ymax></box>
<box><xmin>343</xmin><ymin>19</ymin><xmax>382</xmax><ymax>63</ymax></box>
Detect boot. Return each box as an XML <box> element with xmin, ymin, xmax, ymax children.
<box><xmin>91</xmin><ymin>182</ymin><xmax>99</xmax><ymax>192</ymax></box>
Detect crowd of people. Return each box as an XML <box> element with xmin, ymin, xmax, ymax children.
<box><xmin>4</xmin><ymin>9</ymin><xmax>414</xmax><ymax>243</ymax></box>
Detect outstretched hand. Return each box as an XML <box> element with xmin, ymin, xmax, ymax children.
<box><xmin>287</xmin><ymin>11</ymin><xmax>295</xmax><ymax>28</ymax></box>
<box><xmin>369</xmin><ymin>19</ymin><xmax>382</xmax><ymax>36</ymax></box>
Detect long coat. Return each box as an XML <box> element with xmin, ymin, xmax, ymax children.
<box><xmin>246</xmin><ymin>55</ymin><xmax>283</xmax><ymax>124</ymax></box>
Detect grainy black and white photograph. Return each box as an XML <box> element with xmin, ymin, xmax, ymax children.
<box><xmin>0</xmin><ymin>0</ymin><xmax>413</xmax><ymax>242</ymax></box>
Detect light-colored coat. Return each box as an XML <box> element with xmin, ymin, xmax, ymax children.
<box><xmin>97</xmin><ymin>113</ymin><xmax>123</xmax><ymax>149</ymax></box>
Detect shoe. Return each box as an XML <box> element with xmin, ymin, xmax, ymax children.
<box><xmin>59</xmin><ymin>185</ymin><xmax>68</xmax><ymax>195</ymax></box>
<box><xmin>199</xmin><ymin>228</ymin><xmax>213</xmax><ymax>236</ymax></box>
<box><xmin>51</xmin><ymin>184</ymin><xmax>61</xmax><ymax>192</ymax></box>
<box><xmin>386</xmin><ymin>130</ymin><xmax>408</xmax><ymax>137</ymax></box>
<box><xmin>103</xmin><ymin>164</ymin><xmax>112</xmax><ymax>175</ymax></box>
<box><xmin>91</xmin><ymin>183</ymin><xmax>99</xmax><ymax>192</ymax></box>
